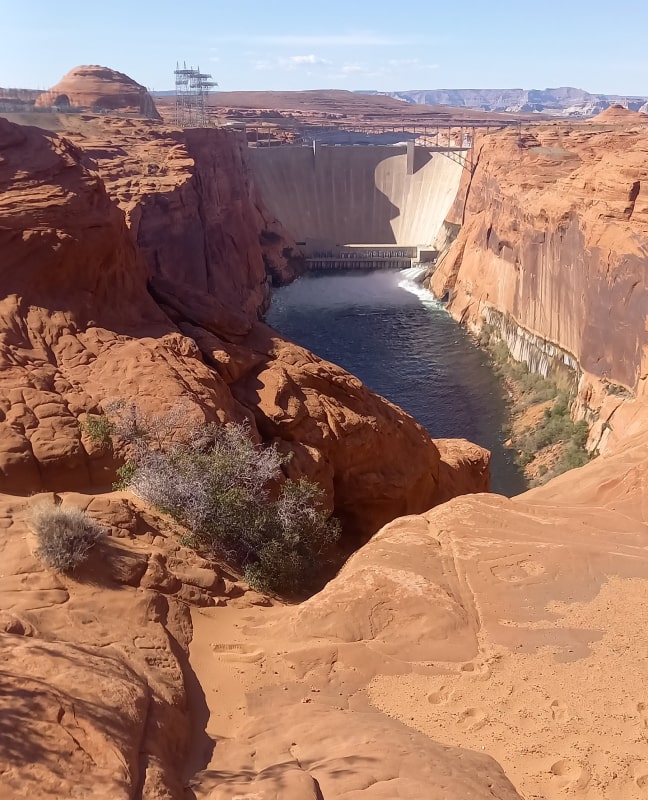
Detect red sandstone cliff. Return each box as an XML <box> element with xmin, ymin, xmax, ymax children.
<box><xmin>0</xmin><ymin>116</ymin><xmax>487</xmax><ymax>537</ymax></box>
<box><xmin>431</xmin><ymin>120</ymin><xmax>648</xmax><ymax>437</ymax></box>
<box><xmin>0</xmin><ymin>110</ymin><xmax>496</xmax><ymax>800</ymax></box>
<box><xmin>54</xmin><ymin>117</ymin><xmax>303</xmax><ymax>320</ymax></box>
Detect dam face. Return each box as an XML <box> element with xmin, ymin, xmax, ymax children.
<box><xmin>250</xmin><ymin>144</ymin><xmax>466</xmax><ymax>264</ymax></box>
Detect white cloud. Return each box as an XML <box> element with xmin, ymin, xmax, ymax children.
<box><xmin>287</xmin><ymin>54</ymin><xmax>330</xmax><ymax>66</ymax></box>
<box><xmin>253</xmin><ymin>54</ymin><xmax>331</xmax><ymax>72</ymax></box>
<box><xmin>252</xmin><ymin>54</ymin><xmax>441</xmax><ymax>83</ymax></box>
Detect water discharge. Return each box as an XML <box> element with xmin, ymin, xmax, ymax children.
<box><xmin>267</xmin><ymin>269</ymin><xmax>527</xmax><ymax>497</ymax></box>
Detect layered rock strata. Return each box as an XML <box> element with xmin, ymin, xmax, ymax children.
<box><xmin>430</xmin><ymin>115</ymin><xmax>648</xmax><ymax>446</ymax></box>
<box><xmin>3</xmin><ymin>97</ymin><xmax>648</xmax><ymax>800</ymax></box>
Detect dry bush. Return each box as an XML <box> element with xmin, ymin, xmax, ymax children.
<box><xmin>31</xmin><ymin>503</ymin><xmax>103</xmax><ymax>572</ymax></box>
<box><xmin>105</xmin><ymin>404</ymin><xmax>340</xmax><ymax>595</ymax></box>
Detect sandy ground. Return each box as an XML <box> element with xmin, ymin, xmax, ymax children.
<box><xmin>186</xmin><ymin>495</ymin><xmax>648</xmax><ymax>799</ymax></box>
<box><xmin>369</xmin><ymin>576</ymin><xmax>648</xmax><ymax>799</ymax></box>
<box><xmin>189</xmin><ymin>603</ymin><xmax>284</xmax><ymax>752</ymax></box>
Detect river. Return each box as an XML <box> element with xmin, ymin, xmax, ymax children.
<box><xmin>266</xmin><ymin>269</ymin><xmax>526</xmax><ymax>496</ymax></box>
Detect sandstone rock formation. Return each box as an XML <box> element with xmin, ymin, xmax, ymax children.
<box><xmin>0</xmin><ymin>110</ymin><xmax>497</xmax><ymax>799</ymax></box>
<box><xmin>430</xmin><ymin>119</ymin><xmax>648</xmax><ymax>447</ymax></box>
<box><xmin>589</xmin><ymin>103</ymin><xmax>648</xmax><ymax>122</ymax></box>
<box><xmin>0</xmin><ymin>114</ymin><xmax>487</xmax><ymax>534</ymax></box>
<box><xmin>185</xmin><ymin>392</ymin><xmax>648</xmax><ymax>800</ymax></box>
<box><xmin>35</xmin><ymin>65</ymin><xmax>161</xmax><ymax>119</ymax></box>
<box><xmin>0</xmin><ymin>490</ymin><xmax>251</xmax><ymax>799</ymax></box>
<box><xmin>69</xmin><ymin>119</ymin><xmax>297</xmax><ymax>319</ymax></box>
<box><xmin>3</xmin><ymin>91</ymin><xmax>648</xmax><ymax>800</ymax></box>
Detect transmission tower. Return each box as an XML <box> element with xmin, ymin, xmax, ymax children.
<box><xmin>174</xmin><ymin>62</ymin><xmax>218</xmax><ymax>127</ymax></box>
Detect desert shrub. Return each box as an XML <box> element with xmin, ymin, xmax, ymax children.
<box><xmin>606</xmin><ymin>382</ymin><xmax>632</xmax><ymax>397</ymax></box>
<box><xmin>571</xmin><ymin>420</ymin><xmax>589</xmax><ymax>449</ymax></box>
<box><xmin>113</xmin><ymin>461</ymin><xmax>137</xmax><ymax>490</ymax></box>
<box><xmin>480</xmin><ymin>330</ymin><xmax>594</xmax><ymax>482</ymax></box>
<box><xmin>555</xmin><ymin>445</ymin><xmax>591</xmax><ymax>472</ymax></box>
<box><xmin>516</xmin><ymin>394</ymin><xmax>593</xmax><ymax>480</ymax></box>
<box><xmin>242</xmin><ymin>479</ymin><xmax>340</xmax><ymax>593</ymax></box>
<box><xmin>31</xmin><ymin>503</ymin><xmax>103</xmax><ymax>572</ymax></box>
<box><xmin>82</xmin><ymin>414</ymin><xmax>115</xmax><ymax>448</ymax></box>
<box><xmin>106</xmin><ymin>404</ymin><xmax>340</xmax><ymax>594</ymax></box>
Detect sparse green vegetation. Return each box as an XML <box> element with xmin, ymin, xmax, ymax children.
<box><xmin>81</xmin><ymin>414</ymin><xmax>115</xmax><ymax>448</ymax></box>
<box><xmin>105</xmin><ymin>403</ymin><xmax>340</xmax><ymax>595</ymax></box>
<box><xmin>31</xmin><ymin>502</ymin><xmax>103</xmax><ymax>572</ymax></box>
<box><xmin>113</xmin><ymin>461</ymin><xmax>137</xmax><ymax>491</ymax></box>
<box><xmin>477</xmin><ymin>323</ymin><xmax>594</xmax><ymax>484</ymax></box>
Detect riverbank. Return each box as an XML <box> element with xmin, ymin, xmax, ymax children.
<box><xmin>477</xmin><ymin>328</ymin><xmax>593</xmax><ymax>487</ymax></box>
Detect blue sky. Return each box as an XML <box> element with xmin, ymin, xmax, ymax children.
<box><xmin>2</xmin><ymin>0</ymin><xmax>648</xmax><ymax>95</ymax></box>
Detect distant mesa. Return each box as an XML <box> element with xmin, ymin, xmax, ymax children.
<box><xmin>367</xmin><ymin>87</ymin><xmax>648</xmax><ymax>118</ymax></box>
<box><xmin>34</xmin><ymin>65</ymin><xmax>160</xmax><ymax>119</ymax></box>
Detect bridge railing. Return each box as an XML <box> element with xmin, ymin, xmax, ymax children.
<box><xmin>244</xmin><ymin>122</ymin><xmax>508</xmax><ymax>171</ymax></box>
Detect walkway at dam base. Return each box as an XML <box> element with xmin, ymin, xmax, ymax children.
<box><xmin>304</xmin><ymin>244</ymin><xmax>436</xmax><ymax>271</ymax></box>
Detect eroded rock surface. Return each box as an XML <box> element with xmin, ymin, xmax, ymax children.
<box><xmin>2</xmin><ymin>97</ymin><xmax>648</xmax><ymax>800</ymax></box>
<box><xmin>0</xmin><ymin>492</ymin><xmax>198</xmax><ymax>799</ymax></box>
<box><xmin>34</xmin><ymin>64</ymin><xmax>161</xmax><ymax>119</ymax></box>
<box><xmin>0</xmin><ymin>116</ymin><xmax>488</xmax><ymax>534</ymax></box>
<box><xmin>186</xmin><ymin>395</ymin><xmax>648</xmax><ymax>800</ymax></box>
<box><xmin>0</xmin><ymin>109</ymin><xmax>506</xmax><ymax>799</ymax></box>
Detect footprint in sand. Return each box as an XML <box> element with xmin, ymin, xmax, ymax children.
<box><xmin>458</xmin><ymin>707</ymin><xmax>487</xmax><ymax>730</ymax></box>
<box><xmin>550</xmin><ymin>699</ymin><xmax>570</xmax><ymax>723</ymax></box>
<box><xmin>550</xmin><ymin>759</ymin><xmax>591</xmax><ymax>790</ymax></box>
<box><xmin>462</xmin><ymin>661</ymin><xmax>492</xmax><ymax>681</ymax></box>
<box><xmin>211</xmin><ymin>643</ymin><xmax>264</xmax><ymax>663</ymax></box>
<box><xmin>427</xmin><ymin>686</ymin><xmax>453</xmax><ymax>705</ymax></box>
<box><xmin>637</xmin><ymin>702</ymin><xmax>648</xmax><ymax>728</ymax></box>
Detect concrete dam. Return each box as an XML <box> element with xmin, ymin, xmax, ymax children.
<box><xmin>250</xmin><ymin>142</ymin><xmax>468</xmax><ymax>269</ymax></box>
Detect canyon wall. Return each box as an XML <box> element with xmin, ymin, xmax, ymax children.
<box><xmin>430</xmin><ymin>115</ymin><xmax>648</xmax><ymax>443</ymax></box>
<box><xmin>0</xmin><ymin>115</ymin><xmax>487</xmax><ymax>536</ymax></box>
<box><xmin>2</xmin><ymin>102</ymin><xmax>648</xmax><ymax>800</ymax></box>
<box><xmin>379</xmin><ymin>87</ymin><xmax>648</xmax><ymax>116</ymax></box>
<box><xmin>0</xmin><ymin>111</ymin><xmax>497</xmax><ymax>800</ymax></box>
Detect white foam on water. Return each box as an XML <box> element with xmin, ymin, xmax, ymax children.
<box><xmin>398</xmin><ymin>267</ymin><xmax>443</xmax><ymax>310</ymax></box>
